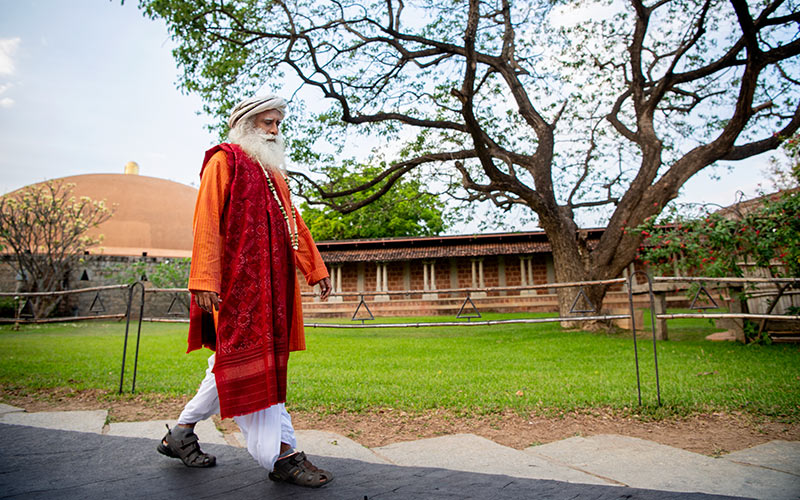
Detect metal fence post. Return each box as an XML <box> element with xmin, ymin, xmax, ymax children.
<box><xmin>119</xmin><ymin>281</ymin><xmax>146</xmax><ymax>394</ymax></box>
<box><xmin>627</xmin><ymin>271</ymin><xmax>661</xmax><ymax>406</ymax></box>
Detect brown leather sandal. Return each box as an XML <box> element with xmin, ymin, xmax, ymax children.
<box><xmin>269</xmin><ymin>451</ymin><xmax>333</xmax><ymax>488</ymax></box>
<box><xmin>156</xmin><ymin>424</ymin><xmax>216</xmax><ymax>468</ymax></box>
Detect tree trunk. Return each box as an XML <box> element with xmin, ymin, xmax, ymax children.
<box><xmin>545</xmin><ymin>215</ymin><xmax>622</xmax><ymax>331</ymax></box>
<box><xmin>551</xmin><ymin>258</ymin><xmax>611</xmax><ymax>330</ymax></box>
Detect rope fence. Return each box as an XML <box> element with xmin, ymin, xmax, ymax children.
<box><xmin>2</xmin><ymin>275</ymin><xmax>797</xmax><ymax>405</ymax></box>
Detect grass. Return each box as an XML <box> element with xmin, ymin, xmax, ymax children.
<box><xmin>0</xmin><ymin>321</ymin><xmax>209</xmax><ymax>395</ymax></box>
<box><xmin>0</xmin><ymin>312</ymin><xmax>798</xmax><ymax>419</ymax></box>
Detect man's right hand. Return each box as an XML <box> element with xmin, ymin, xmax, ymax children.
<box><xmin>193</xmin><ymin>291</ymin><xmax>221</xmax><ymax>313</ymax></box>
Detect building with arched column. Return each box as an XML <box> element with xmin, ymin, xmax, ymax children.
<box><xmin>301</xmin><ymin>230</ymin><xmax>643</xmax><ymax>317</ymax></box>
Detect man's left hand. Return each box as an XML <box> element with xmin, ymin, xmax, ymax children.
<box><xmin>316</xmin><ymin>277</ymin><xmax>332</xmax><ymax>301</ymax></box>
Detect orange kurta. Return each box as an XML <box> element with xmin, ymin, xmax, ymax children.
<box><xmin>188</xmin><ymin>150</ymin><xmax>328</xmax><ymax>351</ymax></box>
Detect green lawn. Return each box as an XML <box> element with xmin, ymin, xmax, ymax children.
<box><xmin>0</xmin><ymin>313</ymin><xmax>798</xmax><ymax>419</ymax></box>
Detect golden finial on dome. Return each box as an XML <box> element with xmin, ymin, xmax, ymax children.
<box><xmin>124</xmin><ymin>161</ymin><xmax>140</xmax><ymax>175</ymax></box>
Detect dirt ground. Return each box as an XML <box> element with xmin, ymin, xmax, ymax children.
<box><xmin>3</xmin><ymin>387</ymin><xmax>798</xmax><ymax>457</ymax></box>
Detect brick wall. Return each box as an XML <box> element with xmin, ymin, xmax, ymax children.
<box><xmin>531</xmin><ymin>258</ymin><xmax>548</xmax><ymax>285</ymax></box>
<box><xmin>407</xmin><ymin>260</ymin><xmax>432</xmax><ymax>293</ymax></box>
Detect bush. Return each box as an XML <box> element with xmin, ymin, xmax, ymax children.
<box><xmin>0</xmin><ymin>297</ymin><xmax>16</xmax><ymax>317</ymax></box>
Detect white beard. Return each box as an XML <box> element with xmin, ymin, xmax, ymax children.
<box><xmin>228</xmin><ymin>122</ymin><xmax>286</xmax><ymax>172</ymax></box>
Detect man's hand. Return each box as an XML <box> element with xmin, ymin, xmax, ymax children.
<box><xmin>193</xmin><ymin>290</ymin><xmax>221</xmax><ymax>313</ymax></box>
<box><xmin>315</xmin><ymin>277</ymin><xmax>332</xmax><ymax>301</ymax></box>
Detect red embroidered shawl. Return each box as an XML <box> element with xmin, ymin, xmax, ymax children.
<box><xmin>187</xmin><ymin>143</ymin><xmax>294</xmax><ymax>419</ymax></box>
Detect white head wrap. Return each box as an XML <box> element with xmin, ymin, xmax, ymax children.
<box><xmin>227</xmin><ymin>94</ymin><xmax>288</xmax><ymax>129</ymax></box>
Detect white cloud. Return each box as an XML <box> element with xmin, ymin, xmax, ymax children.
<box><xmin>0</xmin><ymin>38</ymin><xmax>22</xmax><ymax>76</ymax></box>
<box><xmin>0</xmin><ymin>97</ymin><xmax>14</xmax><ymax>108</ymax></box>
<box><xmin>0</xmin><ymin>83</ymin><xmax>10</xmax><ymax>95</ymax></box>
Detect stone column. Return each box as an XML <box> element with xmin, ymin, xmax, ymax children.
<box><xmin>329</xmin><ymin>265</ymin><xmax>343</xmax><ymax>302</ymax></box>
<box><xmin>520</xmin><ymin>256</ymin><xmax>534</xmax><ymax>295</ymax></box>
<box><xmin>423</xmin><ymin>260</ymin><xmax>438</xmax><ymax>300</ymax></box>
<box><xmin>375</xmin><ymin>262</ymin><xmax>389</xmax><ymax>301</ymax></box>
<box><xmin>520</xmin><ymin>257</ymin><xmax>527</xmax><ymax>287</ymax></box>
<box><xmin>472</xmin><ymin>258</ymin><xmax>487</xmax><ymax>298</ymax></box>
<box><xmin>471</xmin><ymin>260</ymin><xmax>477</xmax><ymax>289</ymax></box>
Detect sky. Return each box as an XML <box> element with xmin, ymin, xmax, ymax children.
<box><xmin>0</xmin><ymin>0</ymin><xmax>217</xmax><ymax>194</ymax></box>
<box><xmin>0</xmin><ymin>0</ymin><xmax>778</xmax><ymax>233</ymax></box>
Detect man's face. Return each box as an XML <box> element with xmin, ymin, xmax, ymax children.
<box><xmin>252</xmin><ymin>109</ymin><xmax>283</xmax><ymax>137</ymax></box>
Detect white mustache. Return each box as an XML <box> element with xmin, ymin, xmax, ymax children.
<box><xmin>260</xmin><ymin>133</ymin><xmax>279</xmax><ymax>142</ymax></box>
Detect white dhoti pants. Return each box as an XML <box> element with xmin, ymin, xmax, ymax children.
<box><xmin>178</xmin><ymin>354</ymin><xmax>297</xmax><ymax>471</ymax></box>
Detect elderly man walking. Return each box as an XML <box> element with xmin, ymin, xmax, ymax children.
<box><xmin>157</xmin><ymin>94</ymin><xmax>333</xmax><ymax>488</ymax></box>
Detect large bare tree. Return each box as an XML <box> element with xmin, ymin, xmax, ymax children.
<box><xmin>141</xmin><ymin>0</ymin><xmax>800</xmax><ymax>318</ymax></box>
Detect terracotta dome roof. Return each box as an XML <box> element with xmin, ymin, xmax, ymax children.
<box><xmin>19</xmin><ymin>174</ymin><xmax>197</xmax><ymax>257</ymax></box>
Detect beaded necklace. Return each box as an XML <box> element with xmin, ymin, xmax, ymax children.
<box><xmin>257</xmin><ymin>160</ymin><xmax>299</xmax><ymax>250</ymax></box>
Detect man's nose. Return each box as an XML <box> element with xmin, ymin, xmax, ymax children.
<box><xmin>268</xmin><ymin>123</ymin><xmax>279</xmax><ymax>135</ymax></box>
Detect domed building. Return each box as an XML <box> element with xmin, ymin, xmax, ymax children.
<box><xmin>33</xmin><ymin>163</ymin><xmax>197</xmax><ymax>258</ymax></box>
<box><xmin>0</xmin><ymin>164</ymin><xmax>199</xmax><ymax>317</ymax></box>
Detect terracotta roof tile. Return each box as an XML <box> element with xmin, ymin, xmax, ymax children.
<box><xmin>320</xmin><ymin>240</ymin><xmax>551</xmax><ymax>263</ymax></box>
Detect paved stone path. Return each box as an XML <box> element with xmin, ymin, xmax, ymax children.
<box><xmin>1</xmin><ymin>405</ymin><xmax>798</xmax><ymax>499</ymax></box>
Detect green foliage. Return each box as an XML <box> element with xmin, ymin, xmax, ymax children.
<box><xmin>111</xmin><ymin>258</ymin><xmax>191</xmax><ymax>288</ymax></box>
<box><xmin>0</xmin><ymin>297</ymin><xmax>16</xmax><ymax>318</ymax></box>
<box><xmin>636</xmin><ymin>213</ymin><xmax>744</xmax><ymax>278</ymax></box>
<box><xmin>742</xmin><ymin>321</ymin><xmax>772</xmax><ymax>346</ymax></box>
<box><xmin>636</xmin><ymin>187</ymin><xmax>800</xmax><ymax>279</ymax></box>
<box><xmin>766</xmin><ymin>133</ymin><xmax>800</xmax><ymax>190</ymax></box>
<box><xmin>299</xmin><ymin>165</ymin><xmax>450</xmax><ymax>240</ymax></box>
<box><xmin>1</xmin><ymin>315</ymin><xmax>799</xmax><ymax>419</ymax></box>
<box><xmin>110</xmin><ymin>257</ymin><xmax>192</xmax><ymax>310</ymax></box>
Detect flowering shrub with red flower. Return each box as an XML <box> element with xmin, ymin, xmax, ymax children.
<box><xmin>636</xmin><ymin>189</ymin><xmax>799</xmax><ymax>279</ymax></box>
<box><xmin>638</xmin><ymin>135</ymin><xmax>800</xmax><ymax>279</ymax></box>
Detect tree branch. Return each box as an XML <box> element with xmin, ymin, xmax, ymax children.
<box><xmin>290</xmin><ymin>149</ymin><xmax>478</xmax><ymax>210</ymax></box>
<box><xmin>722</xmin><ymin>102</ymin><xmax>800</xmax><ymax>161</ymax></box>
